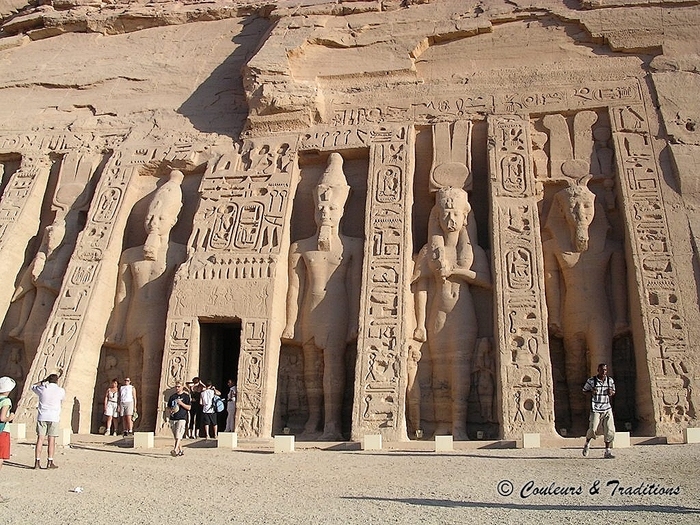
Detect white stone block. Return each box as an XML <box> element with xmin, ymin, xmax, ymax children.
<box><xmin>6</xmin><ymin>422</ymin><xmax>26</xmax><ymax>440</ymax></box>
<box><xmin>362</xmin><ymin>434</ymin><xmax>382</xmax><ymax>450</ymax></box>
<box><xmin>133</xmin><ymin>431</ymin><xmax>154</xmax><ymax>449</ymax></box>
<box><xmin>56</xmin><ymin>428</ymin><xmax>71</xmax><ymax>446</ymax></box>
<box><xmin>614</xmin><ymin>431</ymin><xmax>631</xmax><ymax>448</ymax></box>
<box><xmin>218</xmin><ymin>432</ymin><xmax>238</xmax><ymax>448</ymax></box>
<box><xmin>434</xmin><ymin>435</ymin><xmax>453</xmax><ymax>452</ymax></box>
<box><xmin>274</xmin><ymin>434</ymin><xmax>294</xmax><ymax>453</ymax></box>
<box><xmin>522</xmin><ymin>433</ymin><xmax>540</xmax><ymax>448</ymax></box>
<box><xmin>684</xmin><ymin>427</ymin><xmax>700</xmax><ymax>443</ymax></box>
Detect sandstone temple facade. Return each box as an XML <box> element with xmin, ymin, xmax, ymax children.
<box><xmin>1</xmin><ymin>0</ymin><xmax>699</xmax><ymax>443</ymax></box>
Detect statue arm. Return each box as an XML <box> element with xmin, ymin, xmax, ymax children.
<box><xmin>610</xmin><ymin>248</ymin><xmax>630</xmax><ymax>337</ymax></box>
<box><xmin>411</xmin><ymin>248</ymin><xmax>429</xmax><ymax>342</ymax></box>
<box><xmin>105</xmin><ymin>257</ymin><xmax>131</xmax><ymax>347</ymax></box>
<box><xmin>282</xmin><ymin>246</ymin><xmax>304</xmax><ymax>343</ymax></box>
<box><xmin>543</xmin><ymin>242</ymin><xmax>563</xmax><ymax>338</ymax></box>
<box><xmin>346</xmin><ymin>240</ymin><xmax>363</xmax><ymax>343</ymax></box>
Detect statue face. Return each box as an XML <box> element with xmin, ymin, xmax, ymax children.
<box><xmin>438</xmin><ymin>203</ymin><xmax>468</xmax><ymax>233</ymax></box>
<box><xmin>314</xmin><ymin>193</ymin><xmax>345</xmax><ymax>229</ymax></box>
<box><xmin>144</xmin><ymin>206</ymin><xmax>178</xmax><ymax>236</ymax></box>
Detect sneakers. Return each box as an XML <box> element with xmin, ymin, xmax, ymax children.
<box><xmin>47</xmin><ymin>461</ymin><xmax>58</xmax><ymax>469</ymax></box>
<box><xmin>604</xmin><ymin>450</ymin><xmax>615</xmax><ymax>459</ymax></box>
<box><xmin>582</xmin><ymin>441</ymin><xmax>590</xmax><ymax>457</ymax></box>
<box><xmin>170</xmin><ymin>449</ymin><xmax>178</xmax><ymax>457</ymax></box>
<box><xmin>33</xmin><ymin>459</ymin><xmax>41</xmax><ymax>470</ymax></box>
<box><xmin>177</xmin><ymin>450</ymin><xmax>184</xmax><ymax>457</ymax></box>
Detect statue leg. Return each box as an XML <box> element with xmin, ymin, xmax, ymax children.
<box><xmin>321</xmin><ymin>343</ymin><xmax>345</xmax><ymax>440</ymax></box>
<box><xmin>140</xmin><ymin>332</ymin><xmax>163</xmax><ymax>430</ymax></box>
<box><xmin>563</xmin><ymin>332</ymin><xmax>588</xmax><ymax>431</ymax></box>
<box><xmin>451</xmin><ymin>334</ymin><xmax>475</xmax><ymax>440</ymax></box>
<box><xmin>302</xmin><ymin>341</ymin><xmax>323</xmax><ymax>436</ymax></box>
<box><xmin>430</xmin><ymin>336</ymin><xmax>451</xmax><ymax>435</ymax></box>
<box><xmin>587</xmin><ymin>323</ymin><xmax>614</xmax><ymax>376</ymax></box>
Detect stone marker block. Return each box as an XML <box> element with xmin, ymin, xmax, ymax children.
<box><xmin>7</xmin><ymin>423</ymin><xmax>26</xmax><ymax>440</ymax></box>
<box><xmin>434</xmin><ymin>435</ymin><xmax>453</xmax><ymax>452</ymax></box>
<box><xmin>522</xmin><ymin>433</ymin><xmax>540</xmax><ymax>448</ymax></box>
<box><xmin>684</xmin><ymin>427</ymin><xmax>700</xmax><ymax>444</ymax></box>
<box><xmin>218</xmin><ymin>432</ymin><xmax>238</xmax><ymax>448</ymax></box>
<box><xmin>362</xmin><ymin>434</ymin><xmax>382</xmax><ymax>451</ymax></box>
<box><xmin>614</xmin><ymin>431</ymin><xmax>631</xmax><ymax>448</ymax></box>
<box><xmin>133</xmin><ymin>431</ymin><xmax>154</xmax><ymax>449</ymax></box>
<box><xmin>274</xmin><ymin>435</ymin><xmax>294</xmax><ymax>453</ymax></box>
<box><xmin>57</xmin><ymin>428</ymin><xmax>71</xmax><ymax>447</ymax></box>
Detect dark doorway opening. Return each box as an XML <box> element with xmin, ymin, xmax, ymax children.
<box><xmin>199</xmin><ymin>321</ymin><xmax>241</xmax><ymax>431</ymax></box>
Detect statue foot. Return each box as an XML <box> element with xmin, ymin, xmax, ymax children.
<box><xmin>452</xmin><ymin>429</ymin><xmax>469</xmax><ymax>441</ymax></box>
<box><xmin>320</xmin><ymin>422</ymin><xmax>343</xmax><ymax>441</ymax></box>
<box><xmin>434</xmin><ymin>424</ymin><xmax>451</xmax><ymax>436</ymax></box>
<box><xmin>7</xmin><ymin>328</ymin><xmax>23</xmax><ymax>341</ymax></box>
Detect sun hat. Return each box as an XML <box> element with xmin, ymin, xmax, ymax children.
<box><xmin>0</xmin><ymin>376</ymin><xmax>16</xmax><ymax>394</ymax></box>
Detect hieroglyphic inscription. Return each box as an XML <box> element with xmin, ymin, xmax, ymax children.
<box><xmin>0</xmin><ymin>155</ymin><xmax>51</xmax><ymax>250</ymax></box>
<box><xmin>237</xmin><ymin>319</ymin><xmax>266</xmax><ymax>438</ymax></box>
<box><xmin>160</xmin><ymin>138</ymin><xmax>298</xmax><ymax>437</ymax></box>
<box><xmin>353</xmin><ymin>125</ymin><xmax>413</xmax><ymax>441</ymax></box>
<box><xmin>16</xmin><ymin>145</ymin><xmax>194</xmax><ymax>427</ymax></box>
<box><xmin>610</xmin><ymin>105</ymin><xmax>698</xmax><ymax>434</ymax></box>
<box><xmin>329</xmin><ymin>80</ymin><xmax>641</xmax><ymax>128</ymax></box>
<box><xmin>488</xmin><ymin>115</ymin><xmax>555</xmax><ymax>438</ymax></box>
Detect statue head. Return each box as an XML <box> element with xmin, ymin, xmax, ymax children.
<box><xmin>143</xmin><ymin>170</ymin><xmax>184</xmax><ymax>258</ymax></box>
<box><xmin>313</xmin><ymin>153</ymin><xmax>350</xmax><ymax>230</ymax></box>
<box><xmin>435</xmin><ymin>186</ymin><xmax>470</xmax><ymax>233</ymax></box>
<box><xmin>555</xmin><ymin>178</ymin><xmax>595</xmax><ymax>252</ymax></box>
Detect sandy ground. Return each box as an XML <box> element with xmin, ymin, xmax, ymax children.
<box><xmin>0</xmin><ymin>434</ymin><xmax>699</xmax><ymax>525</ymax></box>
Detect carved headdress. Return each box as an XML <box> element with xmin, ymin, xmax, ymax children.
<box><xmin>314</xmin><ymin>153</ymin><xmax>350</xmax><ymax>206</ymax></box>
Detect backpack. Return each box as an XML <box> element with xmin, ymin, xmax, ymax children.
<box><xmin>0</xmin><ymin>396</ymin><xmax>9</xmax><ymax>433</ymax></box>
<box><xmin>213</xmin><ymin>395</ymin><xmax>224</xmax><ymax>413</ymax></box>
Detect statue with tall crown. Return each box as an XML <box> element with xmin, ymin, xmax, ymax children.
<box><xmin>282</xmin><ymin>153</ymin><xmax>363</xmax><ymax>440</ymax></box>
<box><xmin>105</xmin><ymin>169</ymin><xmax>188</xmax><ymax>429</ymax></box>
<box><xmin>412</xmin><ymin>186</ymin><xmax>491</xmax><ymax>440</ymax></box>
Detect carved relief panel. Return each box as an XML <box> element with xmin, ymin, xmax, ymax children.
<box><xmin>352</xmin><ymin>125</ymin><xmax>414</xmax><ymax>441</ymax></box>
<box><xmin>488</xmin><ymin>115</ymin><xmax>556</xmax><ymax>438</ymax></box>
<box><xmin>610</xmin><ymin>105</ymin><xmax>699</xmax><ymax>440</ymax></box>
<box><xmin>159</xmin><ymin>137</ymin><xmax>298</xmax><ymax>438</ymax></box>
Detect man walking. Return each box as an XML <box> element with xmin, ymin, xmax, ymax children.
<box><xmin>31</xmin><ymin>374</ymin><xmax>65</xmax><ymax>469</ymax></box>
<box><xmin>167</xmin><ymin>381</ymin><xmax>190</xmax><ymax>457</ymax></box>
<box><xmin>582</xmin><ymin>363</ymin><xmax>616</xmax><ymax>459</ymax></box>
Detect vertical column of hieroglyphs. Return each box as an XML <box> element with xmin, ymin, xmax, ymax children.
<box><xmin>16</xmin><ymin>145</ymin><xmax>193</xmax><ymax>432</ymax></box>
<box><xmin>610</xmin><ymin>106</ymin><xmax>699</xmax><ymax>440</ymax></box>
<box><xmin>0</xmin><ymin>149</ymin><xmax>52</xmax><ymax>323</ymax></box>
<box><xmin>352</xmin><ymin>126</ymin><xmax>414</xmax><ymax>442</ymax></box>
<box><xmin>162</xmin><ymin>138</ymin><xmax>297</xmax><ymax>438</ymax></box>
<box><xmin>488</xmin><ymin>115</ymin><xmax>556</xmax><ymax>439</ymax></box>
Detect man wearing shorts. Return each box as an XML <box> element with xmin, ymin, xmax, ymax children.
<box><xmin>31</xmin><ymin>374</ymin><xmax>65</xmax><ymax>469</ymax></box>
<box><xmin>582</xmin><ymin>363</ymin><xmax>616</xmax><ymax>459</ymax></box>
<box><xmin>167</xmin><ymin>381</ymin><xmax>191</xmax><ymax>457</ymax></box>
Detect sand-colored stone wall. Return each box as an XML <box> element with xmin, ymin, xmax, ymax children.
<box><xmin>1</xmin><ymin>0</ymin><xmax>699</xmax><ymax>442</ymax></box>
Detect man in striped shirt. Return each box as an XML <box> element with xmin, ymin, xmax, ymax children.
<box><xmin>582</xmin><ymin>363</ymin><xmax>616</xmax><ymax>459</ymax></box>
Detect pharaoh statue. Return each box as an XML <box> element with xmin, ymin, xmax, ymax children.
<box><xmin>105</xmin><ymin>170</ymin><xmax>187</xmax><ymax>429</ymax></box>
<box><xmin>412</xmin><ymin>187</ymin><xmax>491</xmax><ymax>439</ymax></box>
<box><xmin>543</xmin><ymin>160</ymin><xmax>629</xmax><ymax>424</ymax></box>
<box><xmin>9</xmin><ymin>217</ymin><xmax>72</xmax><ymax>359</ymax></box>
<box><xmin>282</xmin><ymin>153</ymin><xmax>363</xmax><ymax>440</ymax></box>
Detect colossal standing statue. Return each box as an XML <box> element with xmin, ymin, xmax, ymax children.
<box><xmin>10</xmin><ymin>217</ymin><xmax>72</xmax><ymax>360</ymax></box>
<box><xmin>105</xmin><ymin>170</ymin><xmax>187</xmax><ymax>429</ymax></box>
<box><xmin>412</xmin><ymin>187</ymin><xmax>491</xmax><ymax>440</ymax></box>
<box><xmin>282</xmin><ymin>153</ymin><xmax>363</xmax><ymax>440</ymax></box>
<box><xmin>543</xmin><ymin>161</ymin><xmax>629</xmax><ymax>424</ymax></box>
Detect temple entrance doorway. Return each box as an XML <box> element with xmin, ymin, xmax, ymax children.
<box><xmin>198</xmin><ymin>321</ymin><xmax>241</xmax><ymax>429</ymax></box>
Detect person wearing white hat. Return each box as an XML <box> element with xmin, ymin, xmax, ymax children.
<box><xmin>0</xmin><ymin>376</ymin><xmax>17</xmax><ymax>503</ymax></box>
